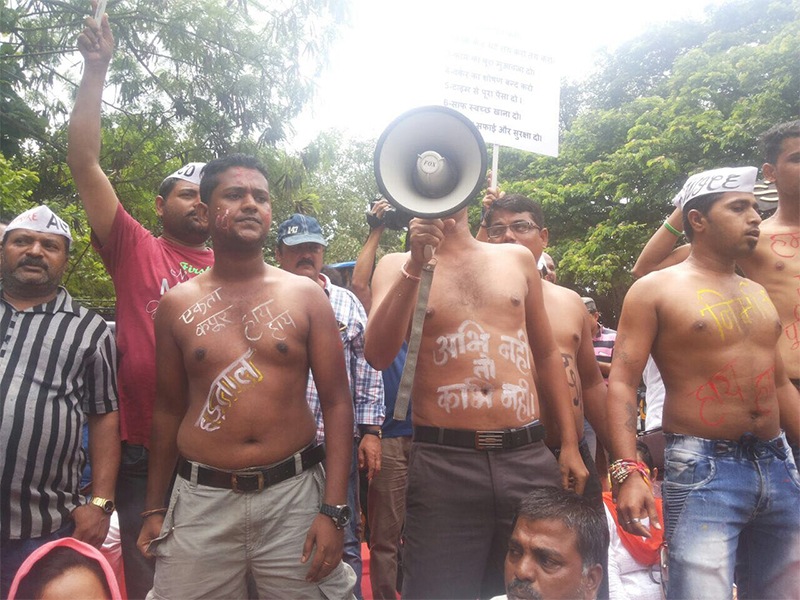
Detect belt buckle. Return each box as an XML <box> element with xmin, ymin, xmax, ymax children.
<box><xmin>231</xmin><ymin>471</ymin><xmax>264</xmax><ymax>493</ymax></box>
<box><xmin>475</xmin><ymin>430</ymin><xmax>505</xmax><ymax>450</ymax></box>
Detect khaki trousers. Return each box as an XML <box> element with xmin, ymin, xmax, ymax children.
<box><xmin>367</xmin><ymin>436</ymin><xmax>412</xmax><ymax>599</ymax></box>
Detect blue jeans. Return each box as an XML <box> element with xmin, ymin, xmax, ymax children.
<box><xmin>663</xmin><ymin>432</ymin><xmax>800</xmax><ymax>599</ymax></box>
<box><xmin>116</xmin><ymin>443</ymin><xmax>155</xmax><ymax>600</ymax></box>
<box><xmin>1</xmin><ymin>520</ymin><xmax>75</xmax><ymax>600</ymax></box>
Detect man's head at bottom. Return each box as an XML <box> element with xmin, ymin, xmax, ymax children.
<box><xmin>505</xmin><ymin>487</ymin><xmax>607</xmax><ymax>600</ymax></box>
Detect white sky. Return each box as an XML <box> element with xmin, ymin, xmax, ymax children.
<box><xmin>286</xmin><ymin>0</ymin><xmax>728</xmax><ymax>150</ymax></box>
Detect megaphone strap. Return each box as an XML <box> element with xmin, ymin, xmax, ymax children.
<box><xmin>393</xmin><ymin>260</ymin><xmax>437</xmax><ymax>421</ymax></box>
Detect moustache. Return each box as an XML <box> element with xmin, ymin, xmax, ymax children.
<box><xmin>17</xmin><ymin>257</ymin><xmax>48</xmax><ymax>271</ymax></box>
<box><xmin>296</xmin><ymin>258</ymin><xmax>315</xmax><ymax>268</ymax></box>
<box><xmin>507</xmin><ymin>578</ymin><xmax>543</xmax><ymax>600</ymax></box>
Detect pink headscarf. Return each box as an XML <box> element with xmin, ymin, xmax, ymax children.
<box><xmin>8</xmin><ymin>537</ymin><xmax>122</xmax><ymax>600</ymax></box>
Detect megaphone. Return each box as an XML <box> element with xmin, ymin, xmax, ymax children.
<box><xmin>374</xmin><ymin>106</ymin><xmax>488</xmax><ymax>219</ymax></box>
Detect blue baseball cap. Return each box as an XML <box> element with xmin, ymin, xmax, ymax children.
<box><xmin>277</xmin><ymin>213</ymin><xmax>328</xmax><ymax>247</ymax></box>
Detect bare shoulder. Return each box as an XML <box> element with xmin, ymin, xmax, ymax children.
<box><xmin>159</xmin><ymin>272</ymin><xmax>208</xmax><ymax>314</ymax></box>
<box><xmin>268</xmin><ymin>266</ymin><xmax>327</xmax><ymax>303</ymax></box>
<box><xmin>623</xmin><ymin>270</ymin><xmax>669</xmax><ymax>308</ymax></box>
<box><xmin>376</xmin><ymin>251</ymin><xmax>409</xmax><ymax>269</ymax></box>
<box><xmin>480</xmin><ymin>242</ymin><xmax>536</xmax><ymax>274</ymax></box>
<box><xmin>374</xmin><ymin>251</ymin><xmax>411</xmax><ymax>283</ymax></box>
<box><xmin>543</xmin><ymin>281</ymin><xmax>585</xmax><ymax>311</ymax></box>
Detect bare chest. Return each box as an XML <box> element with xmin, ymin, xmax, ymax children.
<box><xmin>174</xmin><ymin>285</ymin><xmax>308</xmax><ymax>373</ymax></box>
<box><xmin>664</xmin><ymin>280</ymin><xmax>781</xmax><ymax>347</ymax></box>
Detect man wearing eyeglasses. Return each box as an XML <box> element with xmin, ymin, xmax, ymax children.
<box><xmin>479</xmin><ymin>193</ymin><xmax>611</xmax><ymax>598</ymax></box>
<box><xmin>478</xmin><ymin>193</ymin><xmax>610</xmax><ymax>508</ymax></box>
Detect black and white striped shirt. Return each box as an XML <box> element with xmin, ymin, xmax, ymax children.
<box><xmin>0</xmin><ymin>285</ymin><xmax>118</xmax><ymax>540</ymax></box>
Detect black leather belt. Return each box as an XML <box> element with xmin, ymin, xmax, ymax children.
<box><xmin>178</xmin><ymin>444</ymin><xmax>325</xmax><ymax>493</ymax></box>
<box><xmin>413</xmin><ymin>422</ymin><xmax>545</xmax><ymax>451</ymax></box>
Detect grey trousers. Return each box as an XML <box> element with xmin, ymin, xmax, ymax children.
<box><xmin>401</xmin><ymin>437</ymin><xmax>561</xmax><ymax>599</ymax></box>
<box><xmin>146</xmin><ymin>462</ymin><xmax>356</xmax><ymax>600</ymax></box>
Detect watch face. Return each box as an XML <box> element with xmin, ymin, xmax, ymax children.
<box><xmin>102</xmin><ymin>500</ymin><xmax>114</xmax><ymax>513</ymax></box>
<box><xmin>337</xmin><ymin>505</ymin><xmax>353</xmax><ymax>527</ymax></box>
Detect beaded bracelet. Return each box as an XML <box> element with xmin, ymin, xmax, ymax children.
<box><xmin>609</xmin><ymin>459</ymin><xmax>652</xmax><ymax>490</ymax></box>
<box><xmin>663</xmin><ymin>221</ymin><xmax>682</xmax><ymax>237</ymax></box>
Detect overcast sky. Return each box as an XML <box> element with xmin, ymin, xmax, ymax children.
<box><xmin>285</xmin><ymin>0</ymin><xmax>728</xmax><ymax>150</ymax></box>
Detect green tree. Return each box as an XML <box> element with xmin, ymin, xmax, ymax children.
<box><xmin>1</xmin><ymin>0</ymin><xmax>349</xmax><ymax>305</ymax></box>
<box><xmin>494</xmin><ymin>0</ymin><xmax>800</xmax><ymax>325</ymax></box>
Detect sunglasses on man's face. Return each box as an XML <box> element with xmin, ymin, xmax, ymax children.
<box><xmin>485</xmin><ymin>220</ymin><xmax>540</xmax><ymax>239</ymax></box>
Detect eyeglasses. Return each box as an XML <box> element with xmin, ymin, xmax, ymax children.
<box><xmin>485</xmin><ymin>220</ymin><xmax>540</xmax><ymax>239</ymax></box>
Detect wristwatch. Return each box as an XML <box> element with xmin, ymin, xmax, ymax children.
<box><xmin>361</xmin><ymin>428</ymin><xmax>382</xmax><ymax>439</ymax></box>
<box><xmin>319</xmin><ymin>504</ymin><xmax>352</xmax><ymax>530</ymax></box>
<box><xmin>89</xmin><ymin>496</ymin><xmax>116</xmax><ymax>514</ymax></box>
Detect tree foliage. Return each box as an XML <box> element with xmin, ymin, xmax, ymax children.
<box><xmin>1</xmin><ymin>0</ymin><xmax>348</xmax><ymax>303</ymax></box>
<box><xmin>488</xmin><ymin>0</ymin><xmax>800</xmax><ymax>325</ymax></box>
<box><xmin>2</xmin><ymin>0</ymin><xmax>798</xmax><ymax>319</ymax></box>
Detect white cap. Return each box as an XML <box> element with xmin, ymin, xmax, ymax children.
<box><xmin>162</xmin><ymin>162</ymin><xmax>206</xmax><ymax>187</ymax></box>
<box><xmin>5</xmin><ymin>205</ymin><xmax>72</xmax><ymax>243</ymax></box>
<box><xmin>672</xmin><ymin>166</ymin><xmax>758</xmax><ymax>209</ymax></box>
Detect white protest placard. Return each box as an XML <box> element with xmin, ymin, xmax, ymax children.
<box><xmin>440</xmin><ymin>35</ymin><xmax>560</xmax><ymax>157</ymax></box>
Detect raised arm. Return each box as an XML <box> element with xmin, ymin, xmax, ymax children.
<box><xmin>475</xmin><ymin>185</ymin><xmax>504</xmax><ymax>243</ymax></box>
<box><xmin>67</xmin><ymin>11</ymin><xmax>119</xmax><ymax>246</ymax></box>
<box><xmin>631</xmin><ymin>207</ymin><xmax>690</xmax><ymax>279</ymax></box>
<box><xmin>606</xmin><ymin>278</ymin><xmax>660</xmax><ymax>537</ymax></box>
<box><xmin>522</xmin><ymin>249</ymin><xmax>588</xmax><ymax>493</ymax></box>
<box><xmin>351</xmin><ymin>212</ymin><xmax>386</xmax><ymax>314</ymax></box>
<box><xmin>364</xmin><ymin>217</ymin><xmax>449</xmax><ymax>370</ymax></box>
<box><xmin>576</xmin><ymin>303</ymin><xmax>610</xmax><ymax>450</ymax></box>
<box><xmin>137</xmin><ymin>295</ymin><xmax>189</xmax><ymax>557</ymax></box>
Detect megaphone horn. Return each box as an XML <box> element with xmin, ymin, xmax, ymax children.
<box><xmin>374</xmin><ymin>106</ymin><xmax>488</xmax><ymax>219</ymax></box>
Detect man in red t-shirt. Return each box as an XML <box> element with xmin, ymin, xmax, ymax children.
<box><xmin>67</xmin><ymin>13</ymin><xmax>213</xmax><ymax>599</ymax></box>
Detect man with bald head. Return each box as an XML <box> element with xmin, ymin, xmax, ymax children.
<box><xmin>540</xmin><ymin>251</ymin><xmax>557</xmax><ymax>284</ymax></box>
<box><xmin>68</xmin><ymin>13</ymin><xmax>214</xmax><ymax>597</ymax></box>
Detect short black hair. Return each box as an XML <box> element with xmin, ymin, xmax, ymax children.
<box><xmin>485</xmin><ymin>194</ymin><xmax>545</xmax><ymax>229</ymax></box>
<box><xmin>512</xmin><ymin>487</ymin><xmax>608</xmax><ymax>573</ymax></box>
<box><xmin>760</xmin><ymin>120</ymin><xmax>800</xmax><ymax>166</ymax></box>
<box><xmin>199</xmin><ymin>154</ymin><xmax>269</xmax><ymax>205</ymax></box>
<box><xmin>15</xmin><ymin>546</ymin><xmax>112</xmax><ymax>599</ymax></box>
<box><xmin>321</xmin><ymin>265</ymin><xmax>344</xmax><ymax>288</ymax></box>
<box><xmin>157</xmin><ymin>177</ymin><xmax>180</xmax><ymax>201</ymax></box>
<box><xmin>682</xmin><ymin>192</ymin><xmax>724</xmax><ymax>242</ymax></box>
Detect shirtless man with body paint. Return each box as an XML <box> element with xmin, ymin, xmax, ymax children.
<box><xmin>478</xmin><ymin>191</ymin><xmax>610</xmax><ymax>510</ymax></box>
<box><xmin>608</xmin><ymin>166</ymin><xmax>800</xmax><ymax>600</ymax></box>
<box><xmin>136</xmin><ymin>155</ymin><xmax>356</xmax><ymax>599</ymax></box>
<box><xmin>364</xmin><ymin>207</ymin><xmax>587</xmax><ymax>599</ymax></box>
<box><xmin>632</xmin><ymin>122</ymin><xmax>800</xmax><ymax>437</ymax></box>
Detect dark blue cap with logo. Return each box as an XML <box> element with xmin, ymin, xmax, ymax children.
<box><xmin>277</xmin><ymin>213</ymin><xmax>328</xmax><ymax>247</ymax></box>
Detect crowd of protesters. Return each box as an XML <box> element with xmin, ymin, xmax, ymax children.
<box><xmin>1</xmin><ymin>6</ymin><xmax>799</xmax><ymax>600</ymax></box>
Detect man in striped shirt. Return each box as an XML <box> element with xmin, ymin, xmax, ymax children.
<box><xmin>0</xmin><ymin>206</ymin><xmax>119</xmax><ymax>600</ymax></box>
